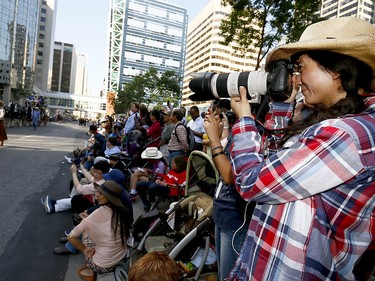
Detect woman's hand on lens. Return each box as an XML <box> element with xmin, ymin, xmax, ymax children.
<box><xmin>203</xmin><ymin>109</ymin><xmax>222</xmax><ymax>144</ymax></box>
<box><xmin>231</xmin><ymin>86</ymin><xmax>252</xmax><ymax>119</ymax></box>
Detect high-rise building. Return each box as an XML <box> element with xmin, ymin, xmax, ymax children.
<box><xmin>74</xmin><ymin>53</ymin><xmax>88</xmax><ymax>96</ymax></box>
<box><xmin>51</xmin><ymin>41</ymin><xmax>76</xmax><ymax>93</ymax></box>
<box><xmin>0</xmin><ymin>0</ymin><xmax>40</xmax><ymax>102</ymax></box>
<box><xmin>181</xmin><ymin>0</ymin><xmax>258</xmax><ymax>110</ymax></box>
<box><xmin>320</xmin><ymin>0</ymin><xmax>375</xmax><ymax>23</ymax></box>
<box><xmin>106</xmin><ymin>0</ymin><xmax>188</xmax><ymax>94</ymax></box>
<box><xmin>34</xmin><ymin>0</ymin><xmax>58</xmax><ymax>93</ymax></box>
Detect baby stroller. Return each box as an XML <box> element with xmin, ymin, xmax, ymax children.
<box><xmin>115</xmin><ymin>151</ymin><xmax>219</xmax><ymax>281</ymax></box>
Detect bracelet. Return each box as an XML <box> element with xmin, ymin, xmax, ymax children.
<box><xmin>223</xmin><ymin>126</ymin><xmax>229</xmax><ymax>130</ymax></box>
<box><xmin>211</xmin><ymin>145</ymin><xmax>223</xmax><ymax>152</ymax></box>
<box><xmin>212</xmin><ymin>151</ymin><xmax>225</xmax><ymax>158</ymax></box>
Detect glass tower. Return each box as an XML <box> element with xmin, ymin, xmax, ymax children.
<box><xmin>0</xmin><ymin>0</ymin><xmax>39</xmax><ymax>101</ymax></box>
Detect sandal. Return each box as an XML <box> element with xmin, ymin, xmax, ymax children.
<box><xmin>77</xmin><ymin>266</ymin><xmax>96</xmax><ymax>281</ymax></box>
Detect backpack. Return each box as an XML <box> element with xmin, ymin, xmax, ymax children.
<box><xmin>175</xmin><ymin>123</ymin><xmax>195</xmax><ymax>154</ymax></box>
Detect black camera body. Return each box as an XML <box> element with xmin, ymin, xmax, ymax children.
<box><xmin>188</xmin><ymin>59</ymin><xmax>294</xmax><ymax>103</ymax></box>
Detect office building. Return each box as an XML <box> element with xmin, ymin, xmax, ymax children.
<box><xmin>34</xmin><ymin>0</ymin><xmax>58</xmax><ymax>93</ymax></box>
<box><xmin>74</xmin><ymin>53</ymin><xmax>88</xmax><ymax>96</ymax></box>
<box><xmin>0</xmin><ymin>0</ymin><xmax>40</xmax><ymax>102</ymax></box>
<box><xmin>51</xmin><ymin>41</ymin><xmax>77</xmax><ymax>93</ymax></box>
<box><xmin>181</xmin><ymin>0</ymin><xmax>258</xmax><ymax>110</ymax></box>
<box><xmin>320</xmin><ymin>0</ymin><xmax>374</xmax><ymax>23</ymax></box>
<box><xmin>106</xmin><ymin>0</ymin><xmax>188</xmax><ymax>94</ymax></box>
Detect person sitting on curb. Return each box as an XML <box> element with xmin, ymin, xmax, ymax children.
<box><xmin>41</xmin><ymin>160</ymin><xmax>110</xmax><ymax>214</ymax></box>
<box><xmin>68</xmin><ymin>181</ymin><xmax>132</xmax><ymax>281</ymax></box>
<box><xmin>136</xmin><ymin>155</ymin><xmax>186</xmax><ymax>212</ymax></box>
<box><xmin>53</xmin><ymin>169</ymin><xmax>133</xmax><ymax>255</ymax></box>
<box><xmin>128</xmin><ymin>147</ymin><xmax>166</xmax><ymax>202</ymax></box>
<box><xmin>104</xmin><ymin>136</ymin><xmax>121</xmax><ymax>157</ymax></box>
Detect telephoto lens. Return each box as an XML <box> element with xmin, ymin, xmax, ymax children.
<box><xmin>188</xmin><ymin>59</ymin><xmax>294</xmax><ymax>103</ymax></box>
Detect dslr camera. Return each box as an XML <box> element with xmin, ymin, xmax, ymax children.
<box><xmin>188</xmin><ymin>59</ymin><xmax>294</xmax><ymax>103</ymax></box>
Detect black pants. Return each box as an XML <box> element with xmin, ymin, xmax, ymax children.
<box><xmin>71</xmin><ymin>194</ymin><xmax>94</xmax><ymax>214</ymax></box>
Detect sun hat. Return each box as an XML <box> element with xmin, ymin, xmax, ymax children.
<box><xmin>141</xmin><ymin>147</ymin><xmax>163</xmax><ymax>159</ymax></box>
<box><xmin>103</xmin><ymin>169</ymin><xmax>125</xmax><ymax>186</ymax></box>
<box><xmin>266</xmin><ymin>17</ymin><xmax>375</xmax><ymax>88</ymax></box>
<box><xmin>94</xmin><ymin>180</ymin><xmax>123</xmax><ymax>207</ymax></box>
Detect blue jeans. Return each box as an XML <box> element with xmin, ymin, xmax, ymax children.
<box><xmin>215</xmin><ymin>225</ymin><xmax>247</xmax><ymax>281</ymax></box>
<box><xmin>65</xmin><ymin>234</ymin><xmax>82</xmax><ymax>254</ymax></box>
<box><xmin>32</xmin><ymin>117</ymin><xmax>38</xmax><ymax>129</ymax></box>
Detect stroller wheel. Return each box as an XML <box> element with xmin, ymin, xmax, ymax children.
<box><xmin>114</xmin><ymin>262</ymin><xmax>128</xmax><ymax>281</ymax></box>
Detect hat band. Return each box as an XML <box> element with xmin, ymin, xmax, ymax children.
<box><xmin>101</xmin><ymin>184</ymin><xmax>121</xmax><ymax>198</ymax></box>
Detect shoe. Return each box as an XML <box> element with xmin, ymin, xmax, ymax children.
<box><xmin>64</xmin><ymin>155</ymin><xmax>72</xmax><ymax>164</ymax></box>
<box><xmin>129</xmin><ymin>193</ymin><xmax>138</xmax><ymax>202</ymax></box>
<box><xmin>54</xmin><ymin>246</ymin><xmax>71</xmax><ymax>255</ymax></box>
<box><xmin>59</xmin><ymin>236</ymin><xmax>68</xmax><ymax>243</ymax></box>
<box><xmin>41</xmin><ymin>195</ymin><xmax>54</xmax><ymax>214</ymax></box>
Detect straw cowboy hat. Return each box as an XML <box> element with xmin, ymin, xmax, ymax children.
<box><xmin>266</xmin><ymin>17</ymin><xmax>375</xmax><ymax>88</ymax></box>
<box><xmin>94</xmin><ymin>180</ymin><xmax>123</xmax><ymax>207</ymax></box>
<box><xmin>141</xmin><ymin>147</ymin><xmax>163</xmax><ymax>159</ymax></box>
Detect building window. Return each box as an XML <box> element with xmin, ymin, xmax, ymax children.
<box><xmin>41</xmin><ymin>8</ymin><xmax>47</xmax><ymax>13</ymax></box>
<box><xmin>39</xmin><ymin>42</ymin><xmax>44</xmax><ymax>48</ymax></box>
<box><xmin>39</xmin><ymin>34</ymin><xmax>45</xmax><ymax>39</ymax></box>
<box><xmin>41</xmin><ymin>17</ymin><xmax>46</xmax><ymax>22</ymax></box>
<box><xmin>40</xmin><ymin>25</ymin><xmax>45</xmax><ymax>31</ymax></box>
<box><xmin>38</xmin><ymin>51</ymin><xmax>43</xmax><ymax>56</ymax></box>
<box><xmin>37</xmin><ymin>59</ymin><xmax>43</xmax><ymax>65</ymax></box>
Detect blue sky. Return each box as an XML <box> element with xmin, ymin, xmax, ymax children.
<box><xmin>55</xmin><ymin>0</ymin><xmax>210</xmax><ymax>96</ymax></box>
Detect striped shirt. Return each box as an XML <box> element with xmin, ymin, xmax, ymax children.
<box><xmin>228</xmin><ymin>97</ymin><xmax>375</xmax><ymax>281</ymax></box>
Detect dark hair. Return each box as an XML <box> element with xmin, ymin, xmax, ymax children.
<box><xmin>172</xmin><ymin>155</ymin><xmax>187</xmax><ymax>172</ymax></box>
<box><xmin>190</xmin><ymin>105</ymin><xmax>199</xmax><ymax>113</ymax></box>
<box><xmin>151</xmin><ymin>109</ymin><xmax>161</xmax><ymax>122</ymax></box>
<box><xmin>218</xmin><ymin>99</ymin><xmax>231</xmax><ymax>110</ymax></box>
<box><xmin>89</xmin><ymin>124</ymin><xmax>97</xmax><ymax>131</ymax></box>
<box><xmin>139</xmin><ymin>104</ymin><xmax>148</xmax><ymax>118</ymax></box>
<box><xmin>282</xmin><ymin>50</ymin><xmax>372</xmax><ymax>140</ymax></box>
<box><xmin>106</xmin><ymin>202</ymin><xmax>132</xmax><ymax>247</ymax></box>
<box><xmin>108</xmin><ymin>136</ymin><xmax>118</xmax><ymax>146</ymax></box>
<box><xmin>132</xmin><ymin>102</ymin><xmax>140</xmax><ymax>110</ymax></box>
<box><xmin>93</xmin><ymin>160</ymin><xmax>110</xmax><ymax>173</ymax></box>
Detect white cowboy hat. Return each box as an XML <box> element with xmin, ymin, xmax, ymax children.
<box><xmin>141</xmin><ymin>147</ymin><xmax>163</xmax><ymax>159</ymax></box>
<box><xmin>266</xmin><ymin>17</ymin><xmax>375</xmax><ymax>88</ymax></box>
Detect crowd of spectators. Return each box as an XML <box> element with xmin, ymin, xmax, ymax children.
<box><xmin>39</xmin><ymin>17</ymin><xmax>375</xmax><ymax>281</ymax></box>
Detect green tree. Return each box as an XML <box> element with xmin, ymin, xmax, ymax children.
<box><xmin>115</xmin><ymin>68</ymin><xmax>181</xmax><ymax>113</ymax></box>
<box><xmin>219</xmin><ymin>0</ymin><xmax>321</xmax><ymax>70</ymax></box>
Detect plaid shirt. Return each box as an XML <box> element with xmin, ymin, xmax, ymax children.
<box><xmin>228</xmin><ymin>97</ymin><xmax>375</xmax><ymax>281</ymax></box>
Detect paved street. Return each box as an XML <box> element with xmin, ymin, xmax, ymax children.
<box><xmin>0</xmin><ymin>121</ymin><xmax>143</xmax><ymax>281</ymax></box>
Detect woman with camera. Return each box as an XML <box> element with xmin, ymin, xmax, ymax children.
<box><xmin>207</xmin><ymin>17</ymin><xmax>375</xmax><ymax>280</ymax></box>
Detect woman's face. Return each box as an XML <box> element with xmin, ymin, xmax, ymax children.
<box><xmin>95</xmin><ymin>189</ymin><xmax>109</xmax><ymax>205</ymax></box>
<box><xmin>150</xmin><ymin>114</ymin><xmax>157</xmax><ymax>123</ymax></box>
<box><xmin>294</xmin><ymin>54</ymin><xmax>344</xmax><ymax>107</ymax></box>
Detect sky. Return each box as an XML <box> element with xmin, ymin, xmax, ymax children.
<box><xmin>54</xmin><ymin>0</ymin><xmax>210</xmax><ymax>96</ymax></box>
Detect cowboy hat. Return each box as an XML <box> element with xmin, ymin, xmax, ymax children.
<box><xmin>266</xmin><ymin>17</ymin><xmax>375</xmax><ymax>88</ymax></box>
<box><xmin>94</xmin><ymin>180</ymin><xmax>123</xmax><ymax>207</ymax></box>
<box><xmin>141</xmin><ymin>147</ymin><xmax>163</xmax><ymax>159</ymax></box>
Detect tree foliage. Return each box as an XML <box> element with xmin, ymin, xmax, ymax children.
<box><xmin>115</xmin><ymin>68</ymin><xmax>181</xmax><ymax>113</ymax></box>
<box><xmin>219</xmin><ymin>0</ymin><xmax>322</xmax><ymax>70</ymax></box>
